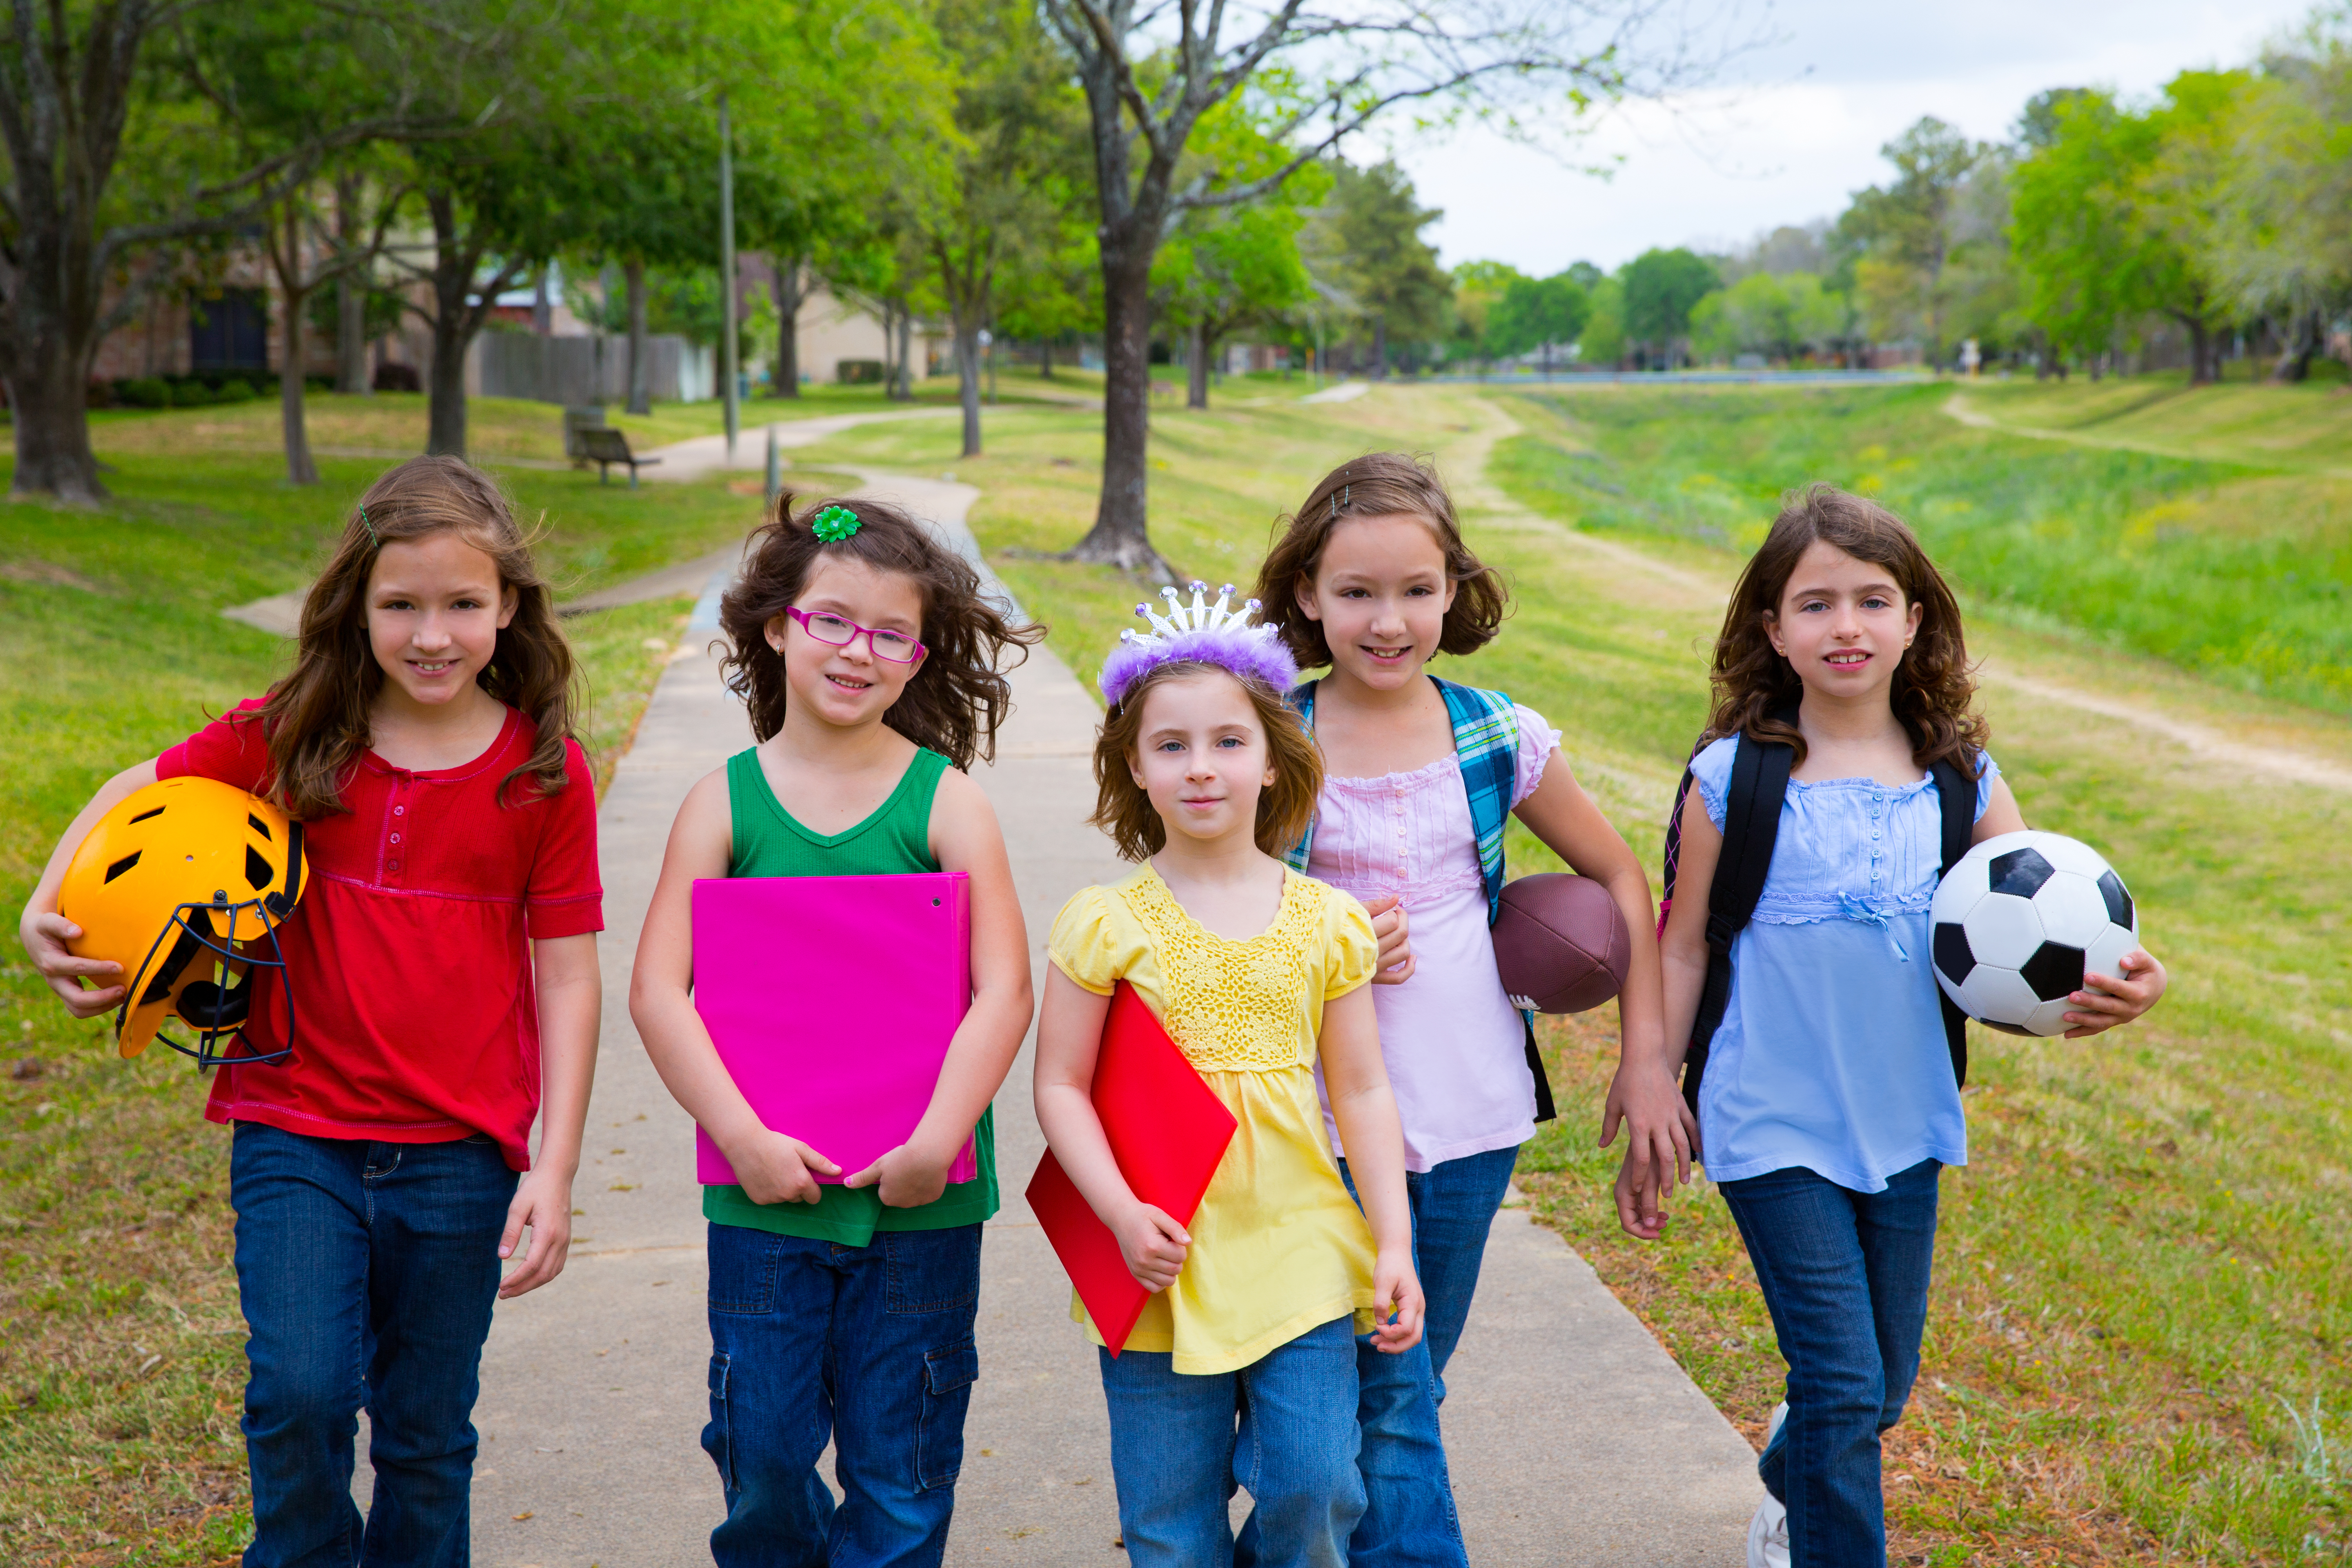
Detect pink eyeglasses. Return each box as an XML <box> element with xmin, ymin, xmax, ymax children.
<box><xmin>786</xmin><ymin>606</ymin><xmax>926</xmax><ymax>664</ymax></box>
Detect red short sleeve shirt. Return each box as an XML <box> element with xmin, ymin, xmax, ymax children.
<box><xmin>158</xmin><ymin>701</ymin><xmax>603</xmax><ymax>1169</ymax></box>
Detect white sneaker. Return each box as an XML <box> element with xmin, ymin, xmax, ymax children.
<box><xmin>1748</xmin><ymin>1403</ymin><xmax>1791</xmax><ymax>1568</ymax></box>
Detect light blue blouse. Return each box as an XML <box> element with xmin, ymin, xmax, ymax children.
<box><xmin>1689</xmin><ymin>736</ymin><xmax>2000</xmax><ymax>1192</ymax></box>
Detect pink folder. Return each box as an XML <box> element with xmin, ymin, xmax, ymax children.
<box><xmin>692</xmin><ymin>873</ymin><xmax>977</xmax><ymax>1187</ymax></box>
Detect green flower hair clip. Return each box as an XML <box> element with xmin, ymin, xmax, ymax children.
<box><xmin>811</xmin><ymin>505</ymin><xmax>862</xmax><ymax>543</ymax></box>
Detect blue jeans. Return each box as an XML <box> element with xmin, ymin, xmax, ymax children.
<box><xmin>1720</xmin><ymin>1158</ymin><xmax>1942</xmax><ymax>1568</ymax></box>
<box><xmin>1330</xmin><ymin>1143</ymin><xmax>1516</xmax><ymax>1568</ymax></box>
<box><xmin>229</xmin><ymin>1121</ymin><xmax>517</xmax><ymax>1568</ymax></box>
<box><xmin>702</xmin><ymin>1222</ymin><xmax>982</xmax><ymax>1568</ymax></box>
<box><xmin>1099</xmin><ymin>1313</ymin><xmax>1363</xmax><ymax>1568</ymax></box>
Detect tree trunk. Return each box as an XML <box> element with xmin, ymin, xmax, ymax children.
<box><xmin>1068</xmin><ymin>227</ymin><xmax>1166</xmax><ymax>572</ymax></box>
<box><xmin>532</xmin><ymin>270</ymin><xmax>552</xmax><ymax>335</ymax></box>
<box><xmin>334</xmin><ymin>174</ymin><xmax>370</xmax><ymax>395</ymax></box>
<box><xmin>2271</xmin><ymin>310</ymin><xmax>2322</xmax><ymax>383</ymax></box>
<box><xmin>427</xmin><ymin>306</ymin><xmax>469</xmax><ymax>456</ymax></box>
<box><xmin>773</xmin><ymin>255</ymin><xmax>804</xmax><ymax>397</ymax></box>
<box><xmin>8</xmin><ymin>354</ymin><xmax>105</xmax><ymax>503</ymax></box>
<box><xmin>1373</xmin><ymin>316</ymin><xmax>1388</xmax><ymax>379</ymax></box>
<box><xmin>1187</xmin><ymin>320</ymin><xmax>1209</xmax><ymax>409</ymax></box>
<box><xmin>2185</xmin><ymin>316</ymin><xmax>2212</xmax><ymax>387</ymax></box>
<box><xmin>1039</xmin><ymin>336</ymin><xmax>1054</xmax><ymax>379</ymax></box>
<box><xmin>894</xmin><ymin>306</ymin><xmax>913</xmax><ymax>401</ymax></box>
<box><xmin>955</xmin><ymin>318</ymin><xmax>982</xmax><ymax>457</ymax></box>
<box><xmin>625</xmin><ymin>258</ymin><xmax>650</xmax><ymax>415</ymax></box>
<box><xmin>280</xmin><ymin>281</ymin><xmax>319</xmax><ymax>485</ymax></box>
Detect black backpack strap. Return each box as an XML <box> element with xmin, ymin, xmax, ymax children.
<box><xmin>1931</xmin><ymin>755</ymin><xmax>1976</xmax><ymax>1089</ymax></box>
<box><xmin>1681</xmin><ymin>730</ymin><xmax>1795</xmax><ymax>1115</ymax></box>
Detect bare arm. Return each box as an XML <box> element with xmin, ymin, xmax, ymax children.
<box><xmin>499</xmin><ymin>932</ymin><xmax>599</xmax><ymax>1297</ymax></box>
<box><xmin>19</xmin><ymin>758</ymin><xmax>161</xmax><ymax>1015</ymax></box>
<box><xmin>1317</xmin><ymin>980</ymin><xmax>1424</xmax><ymax>1353</ymax></box>
<box><xmin>847</xmin><ymin>767</ymin><xmax>1033</xmax><ymax>1205</ymax></box>
<box><xmin>1511</xmin><ymin>752</ymin><xmax>1697</xmax><ymax>1188</ymax></box>
<box><xmin>627</xmin><ymin>769</ymin><xmax>842</xmax><ymax>1204</ymax></box>
<box><xmin>1032</xmin><ymin>963</ymin><xmax>1192</xmax><ymax>1290</ymax></box>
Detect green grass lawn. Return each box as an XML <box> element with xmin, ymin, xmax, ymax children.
<box><xmin>1955</xmin><ymin>372</ymin><xmax>2352</xmax><ymax>472</ymax></box>
<box><xmin>1489</xmin><ymin>382</ymin><xmax>2352</xmax><ymax>717</ymax></box>
<box><xmin>822</xmin><ymin>379</ymin><xmax>2352</xmax><ymax>1566</ymax></box>
<box><xmin>0</xmin><ymin>402</ymin><xmax>744</xmax><ymax>1565</ymax></box>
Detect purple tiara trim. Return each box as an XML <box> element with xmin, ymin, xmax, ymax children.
<box><xmin>1098</xmin><ymin>581</ymin><xmax>1299</xmax><ymax>708</ymax></box>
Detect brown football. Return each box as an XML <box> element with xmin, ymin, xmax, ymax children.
<box><xmin>1492</xmin><ymin>874</ymin><xmax>1631</xmax><ymax>1014</ymax></box>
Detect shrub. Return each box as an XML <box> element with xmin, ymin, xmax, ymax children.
<box><xmin>213</xmin><ymin>379</ymin><xmax>256</xmax><ymax>403</ymax></box>
<box><xmin>372</xmin><ymin>361</ymin><xmax>421</xmax><ymax>392</ymax></box>
<box><xmin>167</xmin><ymin>381</ymin><xmax>213</xmax><ymax>407</ymax></box>
<box><xmin>119</xmin><ymin>378</ymin><xmax>170</xmax><ymax>409</ymax></box>
<box><xmin>836</xmin><ymin>359</ymin><xmax>884</xmax><ymax>385</ymax></box>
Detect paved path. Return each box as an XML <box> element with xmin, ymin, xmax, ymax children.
<box><xmin>430</xmin><ymin>474</ymin><xmax>1759</xmax><ymax>1565</ymax></box>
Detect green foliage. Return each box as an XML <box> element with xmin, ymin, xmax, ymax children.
<box><xmin>1306</xmin><ymin>160</ymin><xmax>1451</xmax><ymax>368</ymax></box>
<box><xmin>1689</xmin><ymin>271</ymin><xmax>1846</xmax><ymax>363</ymax></box>
<box><xmin>1620</xmin><ymin>247</ymin><xmax>1721</xmax><ymax>360</ymax></box>
<box><xmin>213</xmin><ymin>379</ymin><xmax>256</xmax><ymax>403</ymax></box>
<box><xmin>1446</xmin><ymin>258</ymin><xmax>1524</xmax><ymax>365</ymax></box>
<box><xmin>1577</xmin><ymin>274</ymin><xmax>1627</xmax><ymax>366</ymax></box>
<box><xmin>1488</xmin><ymin>272</ymin><xmax>1592</xmax><ymax>369</ymax></box>
<box><xmin>117</xmin><ymin>379</ymin><xmax>169</xmax><ymax>410</ymax></box>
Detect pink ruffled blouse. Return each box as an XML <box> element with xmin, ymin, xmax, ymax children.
<box><xmin>1307</xmin><ymin>703</ymin><xmax>1563</xmax><ymax>1170</ymax></box>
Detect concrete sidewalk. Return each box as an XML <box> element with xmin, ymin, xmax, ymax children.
<box><xmin>452</xmin><ymin>479</ymin><xmax>1760</xmax><ymax>1566</ymax></box>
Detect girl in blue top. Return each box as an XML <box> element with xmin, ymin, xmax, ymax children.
<box><xmin>1634</xmin><ymin>486</ymin><xmax>2167</xmax><ymax>1568</ymax></box>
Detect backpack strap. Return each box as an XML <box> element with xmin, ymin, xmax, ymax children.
<box><xmin>1680</xmin><ymin>728</ymin><xmax>1796</xmax><ymax>1116</ymax></box>
<box><xmin>1929</xmin><ymin>755</ymin><xmax>1976</xmax><ymax>1089</ymax></box>
<box><xmin>1281</xmin><ymin>679</ymin><xmax>1320</xmax><ymax>875</ymax></box>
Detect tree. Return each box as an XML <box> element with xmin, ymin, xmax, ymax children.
<box><xmin>0</xmin><ymin>0</ymin><xmax>469</xmax><ymax>501</ymax></box>
<box><xmin>1040</xmin><ymin>0</ymin><xmax>1724</xmax><ymax>574</ymax></box>
<box><xmin>1312</xmin><ymin>160</ymin><xmax>1449</xmax><ymax>376</ymax></box>
<box><xmin>1488</xmin><ymin>272</ymin><xmax>1590</xmax><ymax>373</ymax></box>
<box><xmin>1577</xmin><ymin>272</ymin><xmax>1627</xmax><ymax>366</ymax></box>
<box><xmin>1446</xmin><ymin>259</ymin><xmax>1524</xmax><ymax>371</ymax></box>
<box><xmin>1842</xmin><ymin>117</ymin><xmax>1983</xmax><ymax>368</ymax></box>
<box><xmin>1690</xmin><ymin>270</ymin><xmax>1844</xmax><ymax>363</ymax></box>
<box><xmin>1621</xmin><ymin>248</ymin><xmax>1719</xmax><ymax>367</ymax></box>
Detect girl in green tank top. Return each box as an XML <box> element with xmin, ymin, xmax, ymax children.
<box><xmin>629</xmin><ymin>495</ymin><xmax>1042</xmax><ymax>1561</ymax></box>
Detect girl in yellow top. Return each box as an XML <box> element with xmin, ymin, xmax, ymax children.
<box><xmin>1036</xmin><ymin>584</ymin><xmax>1426</xmax><ymax>1568</ymax></box>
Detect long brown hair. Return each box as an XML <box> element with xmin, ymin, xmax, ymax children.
<box><xmin>1252</xmin><ymin>451</ymin><xmax>1508</xmax><ymax>669</ymax></box>
<box><xmin>717</xmin><ymin>493</ymin><xmax>1041</xmax><ymax>769</ymax></box>
<box><xmin>254</xmin><ymin>456</ymin><xmax>578</xmax><ymax>819</ymax></box>
<box><xmin>1708</xmin><ymin>483</ymin><xmax>1987</xmax><ymax>775</ymax></box>
<box><xmin>1089</xmin><ymin>662</ymin><xmax>1324</xmax><ymax>862</ymax></box>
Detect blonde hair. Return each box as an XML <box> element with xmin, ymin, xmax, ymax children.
<box><xmin>1089</xmin><ymin>663</ymin><xmax>1324</xmax><ymax>862</ymax></box>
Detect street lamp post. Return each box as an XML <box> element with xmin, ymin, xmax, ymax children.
<box><xmin>719</xmin><ymin>92</ymin><xmax>739</xmax><ymax>460</ymax></box>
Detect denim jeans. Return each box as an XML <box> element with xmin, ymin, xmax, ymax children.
<box><xmin>1327</xmin><ymin>1143</ymin><xmax>1516</xmax><ymax>1568</ymax></box>
<box><xmin>1719</xmin><ymin>1158</ymin><xmax>1942</xmax><ymax>1568</ymax></box>
<box><xmin>229</xmin><ymin>1121</ymin><xmax>517</xmax><ymax>1568</ymax></box>
<box><xmin>702</xmin><ymin>1221</ymin><xmax>982</xmax><ymax>1568</ymax></box>
<box><xmin>1098</xmin><ymin>1313</ymin><xmax>1363</xmax><ymax>1568</ymax></box>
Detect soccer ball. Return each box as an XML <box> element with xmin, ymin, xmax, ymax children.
<box><xmin>1929</xmin><ymin>831</ymin><xmax>2139</xmax><ymax>1038</ymax></box>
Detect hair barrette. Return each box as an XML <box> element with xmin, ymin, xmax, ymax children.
<box><xmin>811</xmin><ymin>505</ymin><xmax>862</xmax><ymax>542</ymax></box>
<box><xmin>357</xmin><ymin>503</ymin><xmax>377</xmax><ymax>545</ymax></box>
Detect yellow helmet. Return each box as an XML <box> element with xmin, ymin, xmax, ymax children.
<box><xmin>58</xmin><ymin>776</ymin><xmax>305</xmax><ymax>1067</ymax></box>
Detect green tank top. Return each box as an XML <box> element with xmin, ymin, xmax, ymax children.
<box><xmin>702</xmin><ymin>743</ymin><xmax>999</xmax><ymax>1245</ymax></box>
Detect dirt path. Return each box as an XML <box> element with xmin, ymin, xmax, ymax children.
<box><xmin>1461</xmin><ymin>393</ymin><xmax>2352</xmax><ymax>796</ymax></box>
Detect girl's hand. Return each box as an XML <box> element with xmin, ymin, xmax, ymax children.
<box><xmin>726</xmin><ymin>1128</ymin><xmax>841</xmax><ymax>1205</ymax></box>
<box><xmin>1363</xmin><ymin>893</ymin><xmax>1416</xmax><ymax>985</ymax></box>
<box><xmin>1599</xmin><ymin>1063</ymin><xmax>1698</xmax><ymax>1192</ymax></box>
<box><xmin>846</xmin><ymin>1140</ymin><xmax>954</xmax><ymax>1209</ymax></box>
<box><xmin>1113</xmin><ymin>1201</ymin><xmax>1191</xmax><ymax>1292</ymax></box>
<box><xmin>1613</xmin><ymin>1148</ymin><xmax>1675</xmax><ymax>1242</ymax></box>
<box><xmin>2063</xmin><ymin>949</ymin><xmax>2168</xmax><ymax>1038</ymax></box>
<box><xmin>497</xmin><ymin>1167</ymin><xmax>574</xmax><ymax>1298</ymax></box>
<box><xmin>1367</xmin><ymin>1247</ymin><xmax>1425</xmax><ymax>1354</ymax></box>
<box><xmin>21</xmin><ymin>911</ymin><xmax>127</xmax><ymax>1017</ymax></box>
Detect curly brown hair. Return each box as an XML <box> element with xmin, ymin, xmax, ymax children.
<box><xmin>1251</xmin><ymin>451</ymin><xmax>1508</xmax><ymax>670</ymax></box>
<box><xmin>252</xmin><ymin>456</ymin><xmax>579</xmax><ymax>819</ymax></box>
<box><xmin>1708</xmin><ymin>483</ymin><xmax>1987</xmax><ymax>776</ymax></box>
<box><xmin>1089</xmin><ymin>662</ymin><xmax>1324</xmax><ymax>862</ymax></box>
<box><xmin>717</xmin><ymin>493</ymin><xmax>1042</xmax><ymax>770</ymax></box>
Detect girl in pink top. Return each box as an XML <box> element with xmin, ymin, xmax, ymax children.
<box><xmin>1252</xmin><ymin>452</ymin><xmax>1689</xmax><ymax>1566</ymax></box>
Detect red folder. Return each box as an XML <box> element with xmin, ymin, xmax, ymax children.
<box><xmin>1026</xmin><ymin>981</ymin><xmax>1238</xmax><ymax>1355</ymax></box>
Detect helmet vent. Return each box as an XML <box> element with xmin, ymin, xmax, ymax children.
<box><xmin>129</xmin><ymin>806</ymin><xmax>165</xmax><ymax>824</ymax></box>
<box><xmin>105</xmin><ymin>851</ymin><xmax>143</xmax><ymax>883</ymax></box>
<box><xmin>247</xmin><ymin>814</ymin><xmax>272</xmax><ymax>840</ymax></box>
<box><xmin>245</xmin><ymin>846</ymin><xmax>274</xmax><ymax>891</ymax></box>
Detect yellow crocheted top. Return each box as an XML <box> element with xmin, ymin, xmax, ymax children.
<box><xmin>1047</xmin><ymin>864</ymin><xmax>1382</xmax><ymax>1374</ymax></box>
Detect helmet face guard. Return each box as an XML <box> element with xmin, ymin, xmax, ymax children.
<box><xmin>122</xmin><ymin>889</ymin><xmax>298</xmax><ymax>1069</ymax></box>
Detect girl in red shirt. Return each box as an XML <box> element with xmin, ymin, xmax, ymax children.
<box><xmin>19</xmin><ymin>456</ymin><xmax>603</xmax><ymax>1568</ymax></box>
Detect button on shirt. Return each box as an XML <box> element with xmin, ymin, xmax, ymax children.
<box><xmin>1688</xmin><ymin>737</ymin><xmax>1998</xmax><ymax>1192</ymax></box>
<box><xmin>158</xmin><ymin>701</ymin><xmax>604</xmax><ymax>1170</ymax></box>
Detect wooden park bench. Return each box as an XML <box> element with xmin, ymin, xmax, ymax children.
<box><xmin>579</xmin><ymin>426</ymin><xmax>662</xmax><ymax>487</ymax></box>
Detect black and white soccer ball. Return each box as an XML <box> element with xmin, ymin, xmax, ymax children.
<box><xmin>1930</xmin><ymin>831</ymin><xmax>2138</xmax><ymax>1038</ymax></box>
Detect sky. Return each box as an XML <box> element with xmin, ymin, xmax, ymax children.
<box><xmin>1392</xmin><ymin>0</ymin><xmax>2322</xmax><ymax>273</ymax></box>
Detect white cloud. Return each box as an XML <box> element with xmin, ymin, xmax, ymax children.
<box><xmin>1392</xmin><ymin>0</ymin><xmax>2319</xmax><ymax>272</ymax></box>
